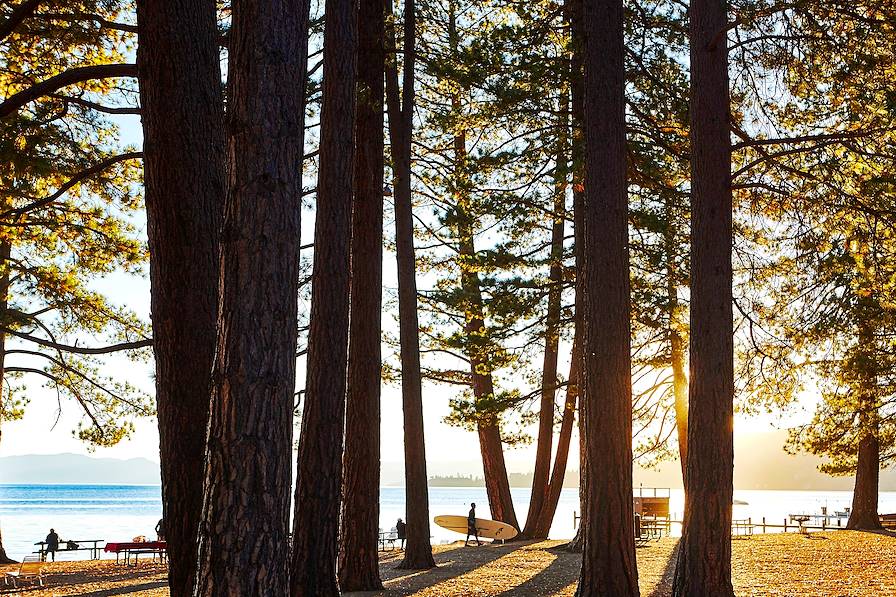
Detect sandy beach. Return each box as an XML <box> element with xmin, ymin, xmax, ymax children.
<box><xmin>0</xmin><ymin>531</ymin><xmax>893</xmax><ymax>595</ymax></box>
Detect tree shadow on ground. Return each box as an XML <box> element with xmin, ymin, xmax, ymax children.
<box><xmin>857</xmin><ymin>528</ymin><xmax>896</xmax><ymax>538</ymax></box>
<box><xmin>492</xmin><ymin>548</ymin><xmax>579</xmax><ymax>597</ymax></box>
<box><xmin>370</xmin><ymin>541</ymin><xmax>525</xmax><ymax>596</ymax></box>
<box><xmin>68</xmin><ymin>580</ymin><xmax>168</xmax><ymax>596</ymax></box>
<box><xmin>646</xmin><ymin>540</ymin><xmax>679</xmax><ymax>597</ymax></box>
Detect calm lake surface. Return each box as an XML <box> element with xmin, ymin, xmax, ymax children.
<box><xmin>1</xmin><ymin>484</ymin><xmax>894</xmax><ymax>560</ymax></box>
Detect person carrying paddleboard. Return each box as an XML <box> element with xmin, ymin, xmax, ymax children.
<box><xmin>465</xmin><ymin>502</ymin><xmax>481</xmax><ymax>546</ymax></box>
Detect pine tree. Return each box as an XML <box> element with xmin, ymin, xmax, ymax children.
<box><xmin>0</xmin><ymin>1</ymin><xmax>150</xmax><ymax>563</ymax></box>
<box><xmin>135</xmin><ymin>0</ymin><xmax>225</xmax><ymax>593</ymax></box>
<box><xmin>194</xmin><ymin>0</ymin><xmax>309</xmax><ymax>592</ymax></box>
<box><xmin>337</xmin><ymin>0</ymin><xmax>386</xmax><ymax>588</ymax></box>
<box><xmin>386</xmin><ymin>0</ymin><xmax>437</xmax><ymax>570</ymax></box>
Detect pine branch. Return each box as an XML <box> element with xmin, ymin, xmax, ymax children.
<box><xmin>2</xmin><ymin>327</ymin><xmax>151</xmax><ymax>354</ymax></box>
<box><xmin>0</xmin><ymin>63</ymin><xmax>137</xmax><ymax>118</ymax></box>
<box><xmin>0</xmin><ymin>151</ymin><xmax>143</xmax><ymax>220</ymax></box>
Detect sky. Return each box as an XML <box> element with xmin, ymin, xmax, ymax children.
<box><xmin>0</xmin><ymin>88</ymin><xmax>814</xmax><ymax>485</ymax></box>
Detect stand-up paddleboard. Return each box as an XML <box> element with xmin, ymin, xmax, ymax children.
<box><xmin>434</xmin><ymin>515</ymin><xmax>518</xmax><ymax>540</ymax></box>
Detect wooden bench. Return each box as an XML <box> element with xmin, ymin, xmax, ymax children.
<box><xmin>881</xmin><ymin>514</ymin><xmax>896</xmax><ymax>530</ymax></box>
<box><xmin>34</xmin><ymin>538</ymin><xmax>104</xmax><ymax>561</ymax></box>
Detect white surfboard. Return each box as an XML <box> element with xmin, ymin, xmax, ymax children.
<box><xmin>434</xmin><ymin>515</ymin><xmax>519</xmax><ymax>540</ymax></box>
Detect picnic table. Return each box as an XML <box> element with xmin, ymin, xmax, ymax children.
<box><xmin>378</xmin><ymin>530</ymin><xmax>400</xmax><ymax>551</ymax></box>
<box><xmin>104</xmin><ymin>541</ymin><xmax>167</xmax><ymax>566</ymax></box>
<box><xmin>790</xmin><ymin>514</ymin><xmax>811</xmax><ymax>534</ymax></box>
<box><xmin>33</xmin><ymin>539</ymin><xmax>104</xmax><ymax>561</ymax></box>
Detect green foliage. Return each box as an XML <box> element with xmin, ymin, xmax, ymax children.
<box><xmin>0</xmin><ymin>0</ymin><xmax>152</xmax><ymax>447</ymax></box>
<box><xmin>734</xmin><ymin>0</ymin><xmax>896</xmax><ymax>473</ymax></box>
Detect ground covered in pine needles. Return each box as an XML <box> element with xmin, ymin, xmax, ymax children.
<box><xmin>0</xmin><ymin>530</ymin><xmax>893</xmax><ymax>595</ymax></box>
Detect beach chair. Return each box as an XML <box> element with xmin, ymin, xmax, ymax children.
<box><xmin>4</xmin><ymin>556</ymin><xmax>45</xmax><ymax>588</ymax></box>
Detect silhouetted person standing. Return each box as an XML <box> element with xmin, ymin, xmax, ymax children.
<box><xmin>155</xmin><ymin>518</ymin><xmax>166</xmax><ymax>541</ymax></box>
<box><xmin>396</xmin><ymin>518</ymin><xmax>407</xmax><ymax>550</ymax></box>
<box><xmin>45</xmin><ymin>529</ymin><xmax>59</xmax><ymax>561</ymax></box>
<box><xmin>465</xmin><ymin>503</ymin><xmax>481</xmax><ymax>546</ymax></box>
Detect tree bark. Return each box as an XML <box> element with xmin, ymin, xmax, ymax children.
<box><xmin>337</xmin><ymin>0</ymin><xmax>385</xmax><ymax>589</ymax></box>
<box><xmin>848</xmin><ymin>429</ymin><xmax>882</xmax><ymax>530</ymax></box>
<box><xmin>193</xmin><ymin>0</ymin><xmax>308</xmax><ymax>593</ymax></box>
<box><xmin>532</xmin><ymin>334</ymin><xmax>580</xmax><ymax>539</ymax></box>
<box><xmin>672</xmin><ymin>0</ymin><xmax>735</xmax><ymax>594</ymax></box>
<box><xmin>847</xmin><ymin>317</ymin><xmax>882</xmax><ymax>531</ymax></box>
<box><xmin>522</xmin><ymin>89</ymin><xmax>569</xmax><ymax>539</ymax></box>
<box><xmin>576</xmin><ymin>0</ymin><xmax>637</xmax><ymax>594</ymax></box>
<box><xmin>290</xmin><ymin>0</ymin><xmax>357</xmax><ymax>594</ymax></box>
<box><xmin>135</xmin><ymin>1</ymin><xmax>224</xmax><ymax>594</ymax></box>
<box><xmin>385</xmin><ymin>0</ymin><xmax>436</xmax><ymax>571</ymax></box>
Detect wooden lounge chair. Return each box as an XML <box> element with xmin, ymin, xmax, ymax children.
<box><xmin>4</xmin><ymin>556</ymin><xmax>45</xmax><ymax>588</ymax></box>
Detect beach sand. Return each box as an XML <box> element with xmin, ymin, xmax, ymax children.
<box><xmin>1</xmin><ymin>530</ymin><xmax>893</xmax><ymax>595</ymax></box>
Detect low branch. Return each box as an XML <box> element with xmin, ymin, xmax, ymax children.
<box><xmin>0</xmin><ymin>63</ymin><xmax>137</xmax><ymax>118</ymax></box>
<box><xmin>2</xmin><ymin>327</ymin><xmax>151</xmax><ymax>354</ymax></box>
<box><xmin>33</xmin><ymin>12</ymin><xmax>138</xmax><ymax>33</ymax></box>
<box><xmin>50</xmin><ymin>94</ymin><xmax>140</xmax><ymax>115</ymax></box>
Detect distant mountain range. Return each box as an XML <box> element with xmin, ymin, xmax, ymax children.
<box><xmin>0</xmin><ymin>453</ymin><xmax>160</xmax><ymax>485</ymax></box>
<box><xmin>2</xmin><ymin>430</ymin><xmax>895</xmax><ymax>491</ymax></box>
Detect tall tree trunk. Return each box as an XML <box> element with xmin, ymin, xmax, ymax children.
<box><xmin>477</xmin><ymin>418</ymin><xmax>520</xmax><ymax>528</ymax></box>
<box><xmin>672</xmin><ymin>0</ymin><xmax>735</xmax><ymax>594</ymax></box>
<box><xmin>565</xmin><ymin>0</ymin><xmax>586</xmax><ymax>555</ymax></box>
<box><xmin>193</xmin><ymin>0</ymin><xmax>308</xmax><ymax>593</ymax></box>
<box><xmin>671</xmin><ymin>327</ymin><xmax>688</xmax><ymax>480</ymax></box>
<box><xmin>576</xmin><ymin>0</ymin><xmax>637</xmax><ymax>594</ymax></box>
<box><xmin>291</xmin><ymin>0</ymin><xmax>357</xmax><ymax>594</ymax></box>
<box><xmin>532</xmin><ymin>334</ymin><xmax>580</xmax><ymax>539</ymax></box>
<box><xmin>848</xmin><ymin>429</ymin><xmax>882</xmax><ymax>530</ymax></box>
<box><xmin>135</xmin><ymin>1</ymin><xmax>224</xmax><ymax>594</ymax></box>
<box><xmin>666</xmin><ymin>234</ymin><xmax>688</xmax><ymax>479</ymax></box>
<box><xmin>385</xmin><ymin>0</ymin><xmax>436</xmax><ymax>571</ymax></box>
<box><xmin>522</xmin><ymin>89</ymin><xmax>569</xmax><ymax>539</ymax></box>
<box><xmin>337</xmin><ymin>0</ymin><xmax>385</xmax><ymax>589</ymax></box>
<box><xmin>847</xmin><ymin>317</ymin><xmax>882</xmax><ymax>530</ymax></box>
<box><xmin>0</xmin><ymin>239</ymin><xmax>15</xmax><ymax>564</ymax></box>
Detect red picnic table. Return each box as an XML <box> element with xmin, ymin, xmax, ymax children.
<box><xmin>104</xmin><ymin>541</ymin><xmax>167</xmax><ymax>566</ymax></box>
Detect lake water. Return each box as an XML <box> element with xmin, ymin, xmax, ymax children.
<box><xmin>1</xmin><ymin>484</ymin><xmax>894</xmax><ymax>560</ymax></box>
